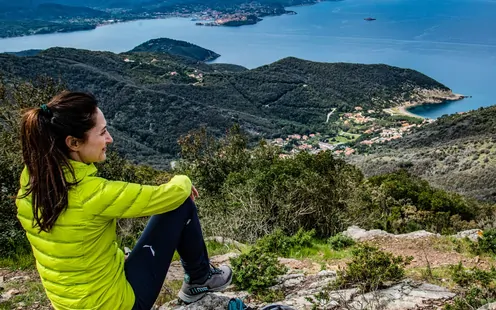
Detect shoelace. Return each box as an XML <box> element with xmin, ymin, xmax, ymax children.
<box><xmin>207</xmin><ymin>264</ymin><xmax>223</xmax><ymax>279</ymax></box>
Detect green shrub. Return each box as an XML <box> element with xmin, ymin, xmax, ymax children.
<box><xmin>328</xmin><ymin>233</ymin><xmax>356</xmax><ymax>250</ymax></box>
<box><xmin>179</xmin><ymin>127</ymin><xmax>488</xmax><ymax>243</ymax></box>
<box><xmin>477</xmin><ymin>229</ymin><xmax>496</xmax><ymax>255</ymax></box>
<box><xmin>367</xmin><ymin>170</ymin><xmax>479</xmax><ymax>234</ymax></box>
<box><xmin>445</xmin><ymin>263</ymin><xmax>496</xmax><ymax>310</ymax></box>
<box><xmin>254</xmin><ymin>289</ymin><xmax>285</xmax><ymax>303</ymax></box>
<box><xmin>449</xmin><ymin>262</ymin><xmax>496</xmax><ymax>287</ymax></box>
<box><xmin>230</xmin><ymin>247</ymin><xmax>288</xmax><ymax>293</ymax></box>
<box><xmin>256</xmin><ymin>228</ymin><xmax>315</xmax><ymax>257</ymax></box>
<box><xmin>334</xmin><ymin>245</ymin><xmax>413</xmax><ymax>292</ymax></box>
<box><xmin>178</xmin><ymin>127</ymin><xmax>364</xmax><ymax>241</ymax></box>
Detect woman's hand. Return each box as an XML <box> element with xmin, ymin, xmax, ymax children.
<box><xmin>190</xmin><ymin>185</ymin><xmax>199</xmax><ymax>201</ymax></box>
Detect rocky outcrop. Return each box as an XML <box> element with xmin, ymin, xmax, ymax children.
<box><xmin>454</xmin><ymin>229</ymin><xmax>483</xmax><ymax>242</ymax></box>
<box><xmin>393</xmin><ymin>88</ymin><xmax>465</xmax><ymax>107</ymax></box>
<box><xmin>343</xmin><ymin>225</ymin><xmax>482</xmax><ymax>242</ymax></box>
<box><xmin>342</xmin><ymin>226</ymin><xmax>440</xmax><ymax>241</ymax></box>
<box><xmin>478</xmin><ymin>302</ymin><xmax>496</xmax><ymax>310</ymax></box>
<box><xmin>161</xmin><ymin>294</ymin><xmax>232</xmax><ymax>310</ymax></box>
<box><xmin>160</xmin><ymin>226</ymin><xmax>491</xmax><ymax>309</ymax></box>
<box><xmin>163</xmin><ymin>269</ymin><xmax>455</xmax><ymax>310</ymax></box>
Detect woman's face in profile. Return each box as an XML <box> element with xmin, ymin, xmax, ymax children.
<box><xmin>71</xmin><ymin>108</ymin><xmax>113</xmax><ymax>163</ymax></box>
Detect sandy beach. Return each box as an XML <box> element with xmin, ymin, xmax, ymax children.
<box><xmin>383</xmin><ymin>106</ymin><xmax>426</xmax><ymax>119</ymax></box>
<box><xmin>383</xmin><ymin>92</ymin><xmax>466</xmax><ymax>119</ymax></box>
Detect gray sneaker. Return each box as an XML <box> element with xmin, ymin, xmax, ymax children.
<box><xmin>178</xmin><ymin>264</ymin><xmax>233</xmax><ymax>303</ymax></box>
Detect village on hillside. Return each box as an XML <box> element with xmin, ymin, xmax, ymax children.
<box><xmin>119</xmin><ymin>55</ymin><xmax>436</xmax><ymax>157</ymax></box>
<box><xmin>270</xmin><ymin>106</ymin><xmax>435</xmax><ymax>158</ymax></box>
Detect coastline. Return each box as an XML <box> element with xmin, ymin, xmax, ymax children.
<box><xmin>384</xmin><ymin>106</ymin><xmax>426</xmax><ymax>119</ymax></box>
<box><xmin>384</xmin><ymin>93</ymin><xmax>466</xmax><ymax>119</ymax></box>
<box><xmin>0</xmin><ymin>0</ymin><xmax>326</xmax><ymax>40</ymax></box>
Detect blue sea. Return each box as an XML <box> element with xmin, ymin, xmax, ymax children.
<box><xmin>0</xmin><ymin>0</ymin><xmax>495</xmax><ymax>118</ymax></box>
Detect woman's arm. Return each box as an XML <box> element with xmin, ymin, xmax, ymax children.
<box><xmin>81</xmin><ymin>175</ymin><xmax>192</xmax><ymax>218</ymax></box>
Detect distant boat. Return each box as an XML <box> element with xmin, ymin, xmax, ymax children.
<box><xmin>364</xmin><ymin>17</ymin><xmax>376</xmax><ymax>21</ymax></box>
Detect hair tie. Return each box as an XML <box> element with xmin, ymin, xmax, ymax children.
<box><xmin>40</xmin><ymin>104</ymin><xmax>53</xmax><ymax>117</ymax></box>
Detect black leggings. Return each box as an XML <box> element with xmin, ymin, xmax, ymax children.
<box><xmin>125</xmin><ymin>198</ymin><xmax>210</xmax><ymax>310</ymax></box>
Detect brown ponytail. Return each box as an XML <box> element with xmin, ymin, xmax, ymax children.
<box><xmin>20</xmin><ymin>91</ymin><xmax>98</xmax><ymax>232</ymax></box>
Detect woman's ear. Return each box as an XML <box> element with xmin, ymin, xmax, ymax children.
<box><xmin>65</xmin><ymin>136</ymin><xmax>81</xmax><ymax>152</ymax></box>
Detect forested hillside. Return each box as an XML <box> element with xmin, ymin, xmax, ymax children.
<box><xmin>350</xmin><ymin>106</ymin><xmax>496</xmax><ymax>202</ymax></box>
<box><xmin>0</xmin><ymin>48</ymin><xmax>456</xmax><ymax>167</ymax></box>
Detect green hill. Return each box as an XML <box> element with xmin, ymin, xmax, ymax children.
<box><xmin>0</xmin><ymin>47</ymin><xmax>457</xmax><ymax>167</ymax></box>
<box><xmin>128</xmin><ymin>38</ymin><xmax>220</xmax><ymax>62</ymax></box>
<box><xmin>350</xmin><ymin>106</ymin><xmax>496</xmax><ymax>202</ymax></box>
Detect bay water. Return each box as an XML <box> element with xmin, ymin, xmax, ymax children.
<box><xmin>0</xmin><ymin>0</ymin><xmax>495</xmax><ymax>118</ymax></box>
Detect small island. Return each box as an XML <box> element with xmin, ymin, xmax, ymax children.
<box><xmin>128</xmin><ymin>38</ymin><xmax>220</xmax><ymax>62</ymax></box>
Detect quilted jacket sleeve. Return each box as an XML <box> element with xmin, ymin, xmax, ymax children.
<box><xmin>80</xmin><ymin>175</ymin><xmax>192</xmax><ymax>218</ymax></box>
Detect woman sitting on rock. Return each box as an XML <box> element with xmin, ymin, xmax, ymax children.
<box><xmin>16</xmin><ymin>91</ymin><xmax>232</xmax><ymax>310</ymax></box>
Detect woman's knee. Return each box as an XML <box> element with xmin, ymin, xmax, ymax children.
<box><xmin>179</xmin><ymin>197</ymin><xmax>197</xmax><ymax>213</ymax></box>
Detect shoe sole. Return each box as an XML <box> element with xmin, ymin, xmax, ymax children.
<box><xmin>178</xmin><ymin>272</ymin><xmax>233</xmax><ymax>304</ymax></box>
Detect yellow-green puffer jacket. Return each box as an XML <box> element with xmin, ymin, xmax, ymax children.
<box><xmin>16</xmin><ymin>159</ymin><xmax>192</xmax><ymax>310</ymax></box>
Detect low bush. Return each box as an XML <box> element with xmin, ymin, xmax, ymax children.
<box><xmin>230</xmin><ymin>247</ymin><xmax>288</xmax><ymax>293</ymax></box>
<box><xmin>255</xmin><ymin>228</ymin><xmax>315</xmax><ymax>257</ymax></box>
<box><xmin>328</xmin><ymin>233</ymin><xmax>356</xmax><ymax>250</ymax></box>
<box><xmin>476</xmin><ymin>229</ymin><xmax>496</xmax><ymax>255</ymax></box>
<box><xmin>334</xmin><ymin>245</ymin><xmax>413</xmax><ymax>292</ymax></box>
<box><xmin>445</xmin><ymin>263</ymin><xmax>496</xmax><ymax>310</ymax></box>
<box><xmin>307</xmin><ymin>245</ymin><xmax>413</xmax><ymax>309</ymax></box>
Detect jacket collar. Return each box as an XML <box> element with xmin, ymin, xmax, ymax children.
<box><xmin>67</xmin><ymin>159</ymin><xmax>98</xmax><ymax>181</ymax></box>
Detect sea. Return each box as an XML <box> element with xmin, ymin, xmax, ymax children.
<box><xmin>0</xmin><ymin>0</ymin><xmax>495</xmax><ymax>118</ymax></box>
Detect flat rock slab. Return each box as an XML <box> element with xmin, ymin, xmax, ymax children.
<box><xmin>161</xmin><ymin>293</ymin><xmax>231</xmax><ymax>310</ymax></box>
<box><xmin>343</xmin><ymin>226</ymin><xmax>440</xmax><ymax>241</ymax></box>
<box><xmin>265</xmin><ymin>280</ymin><xmax>455</xmax><ymax>310</ymax></box>
<box><xmin>161</xmin><ymin>248</ymin><xmax>457</xmax><ymax>310</ymax></box>
<box><xmin>351</xmin><ymin>282</ymin><xmax>456</xmax><ymax>310</ymax></box>
<box><xmin>343</xmin><ymin>225</ymin><xmax>482</xmax><ymax>242</ymax></box>
<box><xmin>479</xmin><ymin>303</ymin><xmax>496</xmax><ymax>310</ymax></box>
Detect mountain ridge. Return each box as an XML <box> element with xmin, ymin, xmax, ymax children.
<box><xmin>0</xmin><ymin>46</ymin><xmax>460</xmax><ymax>168</ymax></box>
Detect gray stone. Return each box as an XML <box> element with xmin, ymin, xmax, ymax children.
<box><xmin>478</xmin><ymin>302</ymin><xmax>496</xmax><ymax>310</ymax></box>
<box><xmin>272</xmin><ymin>274</ymin><xmax>306</xmax><ymax>290</ymax></box>
<box><xmin>399</xmin><ymin>230</ymin><xmax>440</xmax><ymax>239</ymax></box>
<box><xmin>1</xmin><ymin>289</ymin><xmax>20</xmax><ymax>301</ymax></box>
<box><xmin>343</xmin><ymin>225</ymin><xmax>390</xmax><ymax>241</ymax></box>
<box><xmin>343</xmin><ymin>226</ymin><xmax>440</xmax><ymax>241</ymax></box>
<box><xmin>347</xmin><ymin>281</ymin><xmax>456</xmax><ymax>310</ymax></box>
<box><xmin>317</xmin><ymin>270</ymin><xmax>337</xmax><ymax>278</ymax></box>
<box><xmin>454</xmin><ymin>229</ymin><xmax>483</xmax><ymax>242</ymax></box>
<box><xmin>162</xmin><ymin>293</ymin><xmax>232</xmax><ymax>310</ymax></box>
<box><xmin>8</xmin><ymin>276</ymin><xmax>30</xmax><ymax>282</ymax></box>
